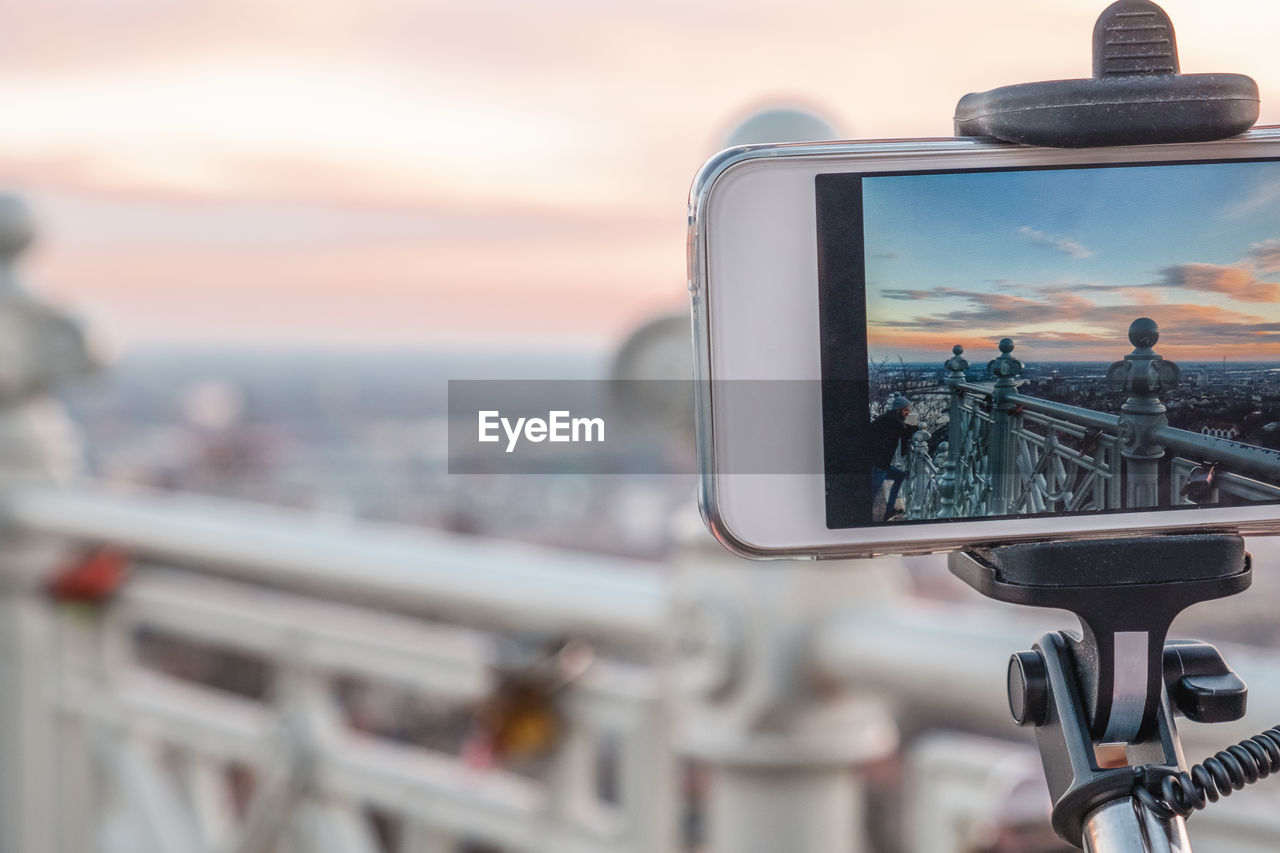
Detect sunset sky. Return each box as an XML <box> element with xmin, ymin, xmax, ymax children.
<box><xmin>864</xmin><ymin>160</ymin><xmax>1280</xmax><ymax>362</ymax></box>
<box><xmin>4</xmin><ymin>0</ymin><xmax>1280</xmax><ymax>350</ymax></box>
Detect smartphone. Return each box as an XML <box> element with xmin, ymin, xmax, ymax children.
<box><xmin>689</xmin><ymin>128</ymin><xmax>1280</xmax><ymax>559</ymax></box>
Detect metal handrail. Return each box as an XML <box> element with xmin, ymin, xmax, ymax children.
<box><xmin>2</xmin><ymin>484</ymin><xmax>669</xmax><ymax>647</ymax></box>
<box><xmin>904</xmin><ymin>329</ymin><xmax>1280</xmax><ymax>518</ymax></box>
<box><xmin>1154</xmin><ymin>425</ymin><xmax>1280</xmax><ymax>481</ymax></box>
<box><xmin>1008</xmin><ymin>393</ymin><xmax>1120</xmax><ymax>433</ymax></box>
<box><xmin>20</xmin><ymin>491</ymin><xmax>677</xmax><ymax>853</ymax></box>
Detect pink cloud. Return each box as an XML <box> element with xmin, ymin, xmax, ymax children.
<box><xmin>1156</xmin><ymin>263</ymin><xmax>1280</xmax><ymax>302</ymax></box>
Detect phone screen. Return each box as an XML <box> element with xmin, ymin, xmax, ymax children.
<box><xmin>816</xmin><ymin>158</ymin><xmax>1280</xmax><ymax>529</ymax></box>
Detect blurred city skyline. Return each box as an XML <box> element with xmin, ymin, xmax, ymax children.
<box><xmin>2</xmin><ymin>0</ymin><xmax>1279</xmax><ymax>350</ymax></box>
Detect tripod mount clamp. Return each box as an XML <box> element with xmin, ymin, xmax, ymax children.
<box><xmin>952</xmin><ymin>535</ymin><xmax>1249</xmax><ymax>742</ymax></box>
<box><xmin>954</xmin><ymin>0</ymin><xmax>1259</xmax><ymax>147</ymax></box>
<box><xmin>950</xmin><ymin>534</ymin><xmax>1251</xmax><ymax>844</ymax></box>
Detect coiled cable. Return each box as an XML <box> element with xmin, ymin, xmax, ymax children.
<box><xmin>1157</xmin><ymin>726</ymin><xmax>1280</xmax><ymax>817</ymax></box>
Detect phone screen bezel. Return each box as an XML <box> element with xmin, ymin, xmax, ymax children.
<box><xmin>692</xmin><ymin>129</ymin><xmax>1280</xmax><ymax>558</ymax></box>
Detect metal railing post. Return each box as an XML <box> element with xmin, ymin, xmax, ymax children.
<box><xmin>986</xmin><ymin>338</ymin><xmax>1024</xmax><ymax>516</ymax></box>
<box><xmin>904</xmin><ymin>429</ymin><xmax>934</xmax><ymax>518</ymax></box>
<box><xmin>0</xmin><ymin>195</ymin><xmax>101</xmax><ymax>853</ymax></box>
<box><xmin>673</xmin><ymin>530</ymin><xmax>905</xmax><ymax>853</ymax></box>
<box><xmin>1108</xmin><ymin>318</ymin><xmax>1180</xmax><ymax>508</ymax></box>
<box><xmin>937</xmin><ymin>345</ymin><xmax>969</xmax><ymax>518</ymax></box>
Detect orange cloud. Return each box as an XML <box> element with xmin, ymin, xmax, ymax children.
<box><xmin>1156</xmin><ymin>264</ymin><xmax>1280</xmax><ymax>302</ymax></box>
<box><xmin>870</xmin><ymin>283</ymin><xmax>1280</xmax><ymax>362</ymax></box>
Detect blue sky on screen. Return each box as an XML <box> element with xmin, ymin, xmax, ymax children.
<box><xmin>864</xmin><ymin>160</ymin><xmax>1280</xmax><ymax>363</ymax></box>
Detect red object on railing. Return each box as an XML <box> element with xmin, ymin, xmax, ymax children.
<box><xmin>47</xmin><ymin>546</ymin><xmax>131</xmax><ymax>603</ymax></box>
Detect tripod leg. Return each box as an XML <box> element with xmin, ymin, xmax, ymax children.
<box><xmin>1082</xmin><ymin>797</ymin><xmax>1191</xmax><ymax>853</ymax></box>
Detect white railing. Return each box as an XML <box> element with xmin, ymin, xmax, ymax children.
<box><xmin>0</xmin><ymin>486</ymin><xmax>676</xmax><ymax>853</ymax></box>
<box><xmin>7</xmin><ymin>483</ymin><xmax>1280</xmax><ymax>853</ymax></box>
<box><xmin>7</xmin><ymin>486</ymin><xmax>668</xmax><ymax>647</ymax></box>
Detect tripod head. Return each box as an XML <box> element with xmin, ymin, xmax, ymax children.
<box><xmin>954</xmin><ymin>0</ymin><xmax>1258</xmax><ymax>146</ymax></box>
<box><xmin>951</xmin><ymin>536</ymin><xmax>1251</xmax><ymax>843</ymax></box>
<box><xmin>952</xmin><ymin>536</ymin><xmax>1249</xmax><ymax>742</ymax></box>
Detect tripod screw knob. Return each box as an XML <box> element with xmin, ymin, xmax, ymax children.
<box><xmin>1008</xmin><ymin>650</ymin><xmax>1049</xmax><ymax>727</ymax></box>
<box><xmin>1163</xmin><ymin>640</ymin><xmax>1248</xmax><ymax>724</ymax></box>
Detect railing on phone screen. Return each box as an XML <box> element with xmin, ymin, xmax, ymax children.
<box><xmin>898</xmin><ymin>321</ymin><xmax>1280</xmax><ymax>522</ymax></box>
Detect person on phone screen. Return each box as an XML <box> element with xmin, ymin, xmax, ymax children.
<box><xmin>869</xmin><ymin>393</ymin><xmax>918</xmax><ymax>522</ymax></box>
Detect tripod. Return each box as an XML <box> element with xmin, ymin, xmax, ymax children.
<box><xmin>947</xmin><ymin>2</ymin><xmax>1277</xmax><ymax>848</ymax></box>
<box><xmin>951</xmin><ymin>536</ymin><xmax>1266</xmax><ymax>851</ymax></box>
